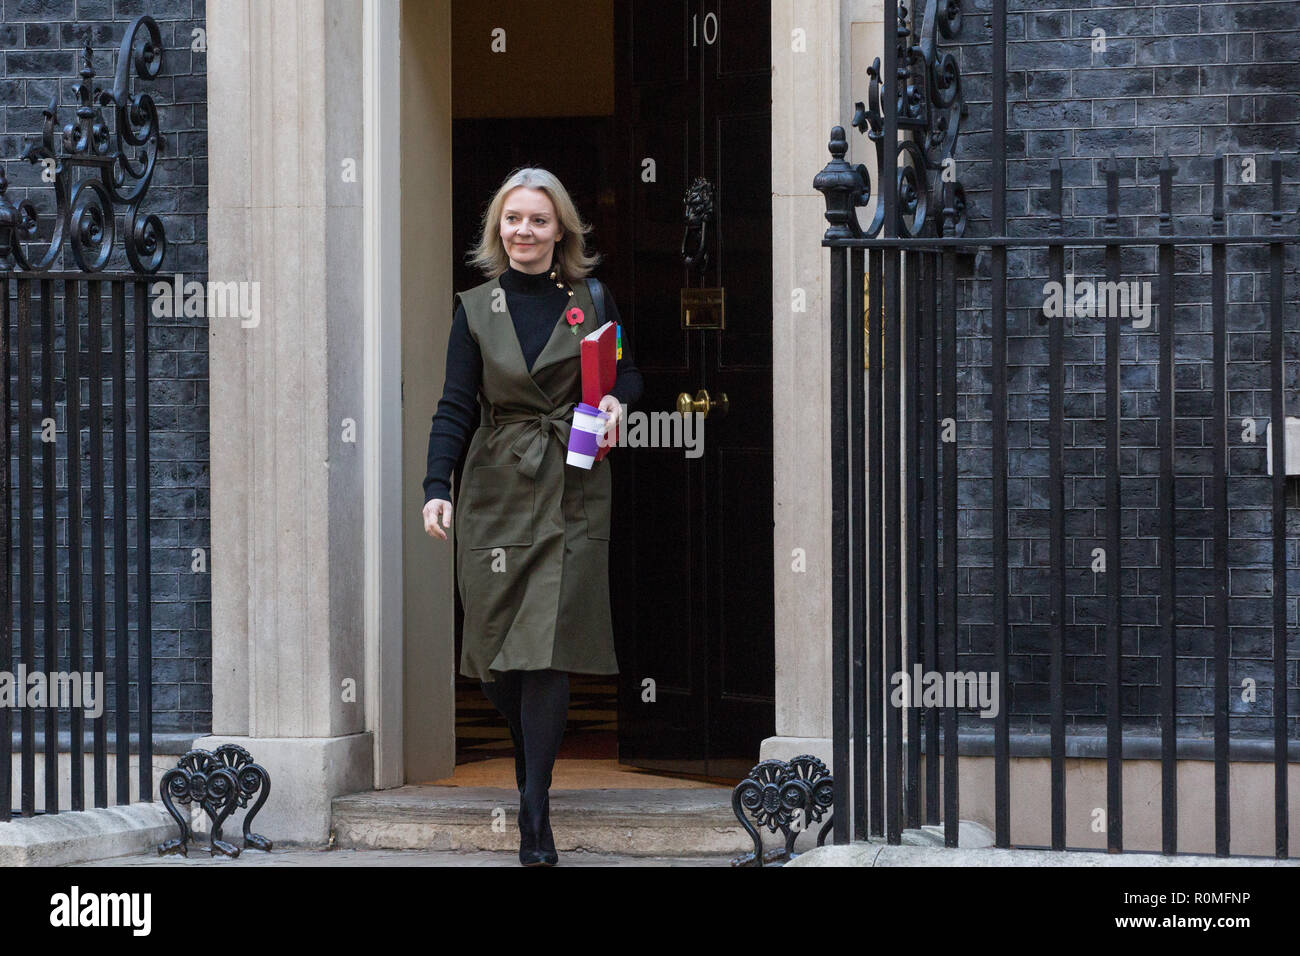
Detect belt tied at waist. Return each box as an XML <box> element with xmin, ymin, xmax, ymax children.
<box><xmin>488</xmin><ymin>403</ymin><xmax>575</xmax><ymax>480</ymax></box>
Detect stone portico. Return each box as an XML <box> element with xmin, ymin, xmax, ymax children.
<box><xmin>199</xmin><ymin>0</ymin><xmax>868</xmax><ymax>844</ymax></box>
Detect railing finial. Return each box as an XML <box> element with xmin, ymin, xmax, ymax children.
<box><xmin>814</xmin><ymin>126</ymin><xmax>870</xmax><ymax>241</ymax></box>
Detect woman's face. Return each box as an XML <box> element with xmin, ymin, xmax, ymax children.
<box><xmin>499</xmin><ymin>187</ymin><xmax>564</xmax><ymax>274</ymax></box>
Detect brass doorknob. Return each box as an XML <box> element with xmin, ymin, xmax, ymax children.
<box><xmin>676</xmin><ymin>388</ymin><xmax>729</xmax><ymax>418</ymax></box>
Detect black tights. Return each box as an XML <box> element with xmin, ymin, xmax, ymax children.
<box><xmin>479</xmin><ymin>669</ymin><xmax>570</xmax><ymax>811</ymax></box>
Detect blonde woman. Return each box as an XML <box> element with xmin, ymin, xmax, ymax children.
<box><xmin>422</xmin><ymin>167</ymin><xmax>643</xmax><ymax>866</ymax></box>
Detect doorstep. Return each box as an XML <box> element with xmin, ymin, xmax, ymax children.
<box><xmin>80</xmin><ymin>846</ymin><xmax>733</xmax><ymax>867</ymax></box>
<box><xmin>331</xmin><ymin>785</ymin><xmax>752</xmax><ymax>857</ymax></box>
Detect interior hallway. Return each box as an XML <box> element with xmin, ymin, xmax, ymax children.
<box><xmin>436</xmin><ymin>674</ymin><xmax>729</xmax><ymax>790</ymax></box>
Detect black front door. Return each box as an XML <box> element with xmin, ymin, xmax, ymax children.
<box><xmin>612</xmin><ymin>0</ymin><xmax>774</xmax><ymax>779</ymax></box>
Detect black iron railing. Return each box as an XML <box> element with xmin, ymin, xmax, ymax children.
<box><xmin>815</xmin><ymin>0</ymin><xmax>1298</xmax><ymax>857</ymax></box>
<box><xmin>0</xmin><ymin>17</ymin><xmax>166</xmax><ymax>820</ymax></box>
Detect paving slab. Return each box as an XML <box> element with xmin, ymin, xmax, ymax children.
<box><xmin>77</xmin><ymin>846</ymin><xmax>735</xmax><ymax>867</ymax></box>
<box><xmin>0</xmin><ymin>803</ymin><xmax>175</xmax><ymax>866</ymax></box>
<box><xmin>786</xmin><ymin>841</ymin><xmax>1300</xmax><ymax>867</ymax></box>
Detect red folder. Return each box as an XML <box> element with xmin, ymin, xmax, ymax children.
<box><xmin>580</xmin><ymin>320</ymin><xmax>619</xmax><ymax>461</ymax></box>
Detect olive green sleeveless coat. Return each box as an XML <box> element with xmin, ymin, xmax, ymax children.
<box><xmin>453</xmin><ymin>273</ymin><xmax>618</xmax><ymax>682</ymax></box>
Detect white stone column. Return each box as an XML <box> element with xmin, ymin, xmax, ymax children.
<box><xmin>203</xmin><ymin>0</ymin><xmax>375</xmax><ymax>845</ymax></box>
<box><xmin>767</xmin><ymin>0</ymin><xmax>884</xmax><ymax>763</ymax></box>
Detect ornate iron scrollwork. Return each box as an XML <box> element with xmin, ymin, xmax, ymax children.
<box><xmin>681</xmin><ymin>176</ymin><xmax>715</xmax><ymax>273</ymax></box>
<box><xmin>158</xmin><ymin>744</ymin><xmax>273</xmax><ymax>858</ymax></box>
<box><xmin>730</xmin><ymin>754</ymin><xmax>835</xmax><ymax>867</ymax></box>
<box><xmin>815</xmin><ymin>0</ymin><xmax>968</xmax><ymax>240</ymax></box>
<box><xmin>0</xmin><ymin>15</ymin><xmax>166</xmax><ymax>274</ymax></box>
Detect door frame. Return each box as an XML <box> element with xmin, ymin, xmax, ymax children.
<box><xmin>363</xmin><ymin>0</ymin><xmax>407</xmax><ymax>789</ymax></box>
<box><xmin>381</xmin><ymin>0</ymin><xmax>830</xmax><ymax>787</ymax></box>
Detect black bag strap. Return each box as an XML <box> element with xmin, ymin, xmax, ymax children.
<box><xmin>584</xmin><ymin>277</ymin><xmax>607</xmax><ymax>327</ymax></box>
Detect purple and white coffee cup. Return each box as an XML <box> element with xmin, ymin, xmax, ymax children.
<box><xmin>566</xmin><ymin>402</ymin><xmax>608</xmax><ymax>469</ymax></box>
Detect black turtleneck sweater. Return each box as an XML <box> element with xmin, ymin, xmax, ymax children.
<box><xmin>422</xmin><ymin>260</ymin><xmax>645</xmax><ymax>505</ymax></box>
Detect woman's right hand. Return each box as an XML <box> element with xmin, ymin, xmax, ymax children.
<box><xmin>424</xmin><ymin>498</ymin><xmax>453</xmax><ymax>540</ymax></box>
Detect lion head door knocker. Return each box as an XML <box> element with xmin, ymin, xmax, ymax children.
<box><xmin>681</xmin><ymin>176</ymin><xmax>716</xmax><ymax>273</ymax></box>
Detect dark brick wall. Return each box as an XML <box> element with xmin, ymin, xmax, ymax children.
<box><xmin>2</xmin><ymin>0</ymin><xmax>209</xmax><ymax>737</ymax></box>
<box><xmin>4</xmin><ymin>0</ymin><xmax>1296</xmax><ymax>748</ymax></box>
<box><xmin>941</xmin><ymin>0</ymin><xmax>1299</xmax><ymax>738</ymax></box>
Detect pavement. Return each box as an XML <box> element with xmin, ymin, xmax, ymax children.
<box><xmin>789</xmin><ymin>842</ymin><xmax>1300</xmax><ymax>866</ymax></box>
<box><xmin>72</xmin><ymin>841</ymin><xmax>1300</xmax><ymax>867</ymax></box>
<box><xmin>77</xmin><ymin>846</ymin><xmax>737</xmax><ymax>867</ymax></box>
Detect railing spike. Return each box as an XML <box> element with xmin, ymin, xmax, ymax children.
<box><xmin>1212</xmin><ymin>151</ymin><xmax>1226</xmax><ymax>230</ymax></box>
<box><xmin>1270</xmin><ymin>150</ymin><xmax>1284</xmax><ymax>232</ymax></box>
<box><xmin>1104</xmin><ymin>151</ymin><xmax>1120</xmax><ymax>232</ymax></box>
<box><xmin>1049</xmin><ymin>157</ymin><xmax>1063</xmax><ymax>231</ymax></box>
<box><xmin>1159</xmin><ymin>152</ymin><xmax>1175</xmax><ymax>235</ymax></box>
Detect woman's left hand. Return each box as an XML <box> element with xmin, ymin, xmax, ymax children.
<box><xmin>597</xmin><ymin>394</ymin><xmax>621</xmax><ymax>442</ymax></box>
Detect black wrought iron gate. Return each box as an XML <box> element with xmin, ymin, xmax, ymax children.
<box><xmin>0</xmin><ymin>17</ymin><xmax>165</xmax><ymax>820</ymax></box>
<box><xmin>815</xmin><ymin>0</ymin><xmax>1298</xmax><ymax>857</ymax></box>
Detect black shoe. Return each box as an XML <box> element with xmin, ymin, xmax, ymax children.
<box><xmin>518</xmin><ymin>792</ymin><xmax>555</xmax><ymax>867</ymax></box>
<box><xmin>537</xmin><ymin>792</ymin><xmax>558</xmax><ymax>865</ymax></box>
<box><xmin>518</xmin><ymin>796</ymin><xmax>549</xmax><ymax>866</ymax></box>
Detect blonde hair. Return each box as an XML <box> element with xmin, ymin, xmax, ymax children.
<box><xmin>466</xmin><ymin>167</ymin><xmax>602</xmax><ymax>282</ymax></box>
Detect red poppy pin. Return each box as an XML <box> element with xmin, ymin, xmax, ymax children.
<box><xmin>566</xmin><ymin>306</ymin><xmax>586</xmax><ymax>336</ymax></box>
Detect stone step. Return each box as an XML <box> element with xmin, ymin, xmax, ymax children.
<box><xmin>331</xmin><ymin>785</ymin><xmax>753</xmax><ymax>857</ymax></box>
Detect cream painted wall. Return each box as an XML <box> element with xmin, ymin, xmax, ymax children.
<box><xmin>401</xmin><ymin>0</ymin><xmax>457</xmax><ymax>784</ymax></box>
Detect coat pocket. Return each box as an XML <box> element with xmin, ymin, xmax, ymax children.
<box><xmin>461</xmin><ymin>463</ymin><xmax>535</xmax><ymax>549</ymax></box>
<box><xmin>580</xmin><ymin>462</ymin><xmax>612</xmax><ymax>540</ymax></box>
